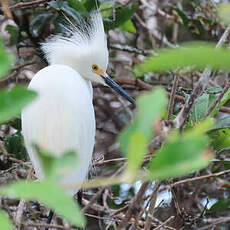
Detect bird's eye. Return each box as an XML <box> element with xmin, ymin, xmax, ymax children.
<box><xmin>92</xmin><ymin>64</ymin><xmax>98</xmax><ymax>71</ymax></box>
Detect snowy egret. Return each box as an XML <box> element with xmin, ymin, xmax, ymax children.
<box><xmin>22</xmin><ymin>11</ymin><xmax>135</xmax><ymax>198</ymax></box>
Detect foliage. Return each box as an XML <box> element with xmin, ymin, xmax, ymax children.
<box><xmin>119</xmin><ymin>88</ymin><xmax>167</xmax><ymax>177</ymax></box>
<box><xmin>0</xmin><ymin>40</ymin><xmax>13</xmax><ymax>78</ymax></box>
<box><xmin>0</xmin><ymin>181</ymin><xmax>85</xmax><ymax>227</ymax></box>
<box><xmin>134</xmin><ymin>42</ymin><xmax>230</xmax><ymax>76</ymax></box>
<box><xmin>0</xmin><ymin>86</ymin><xmax>37</xmax><ymax>124</ymax></box>
<box><xmin>0</xmin><ymin>0</ymin><xmax>230</xmax><ymax>229</ymax></box>
<box><xmin>148</xmin><ymin>120</ymin><xmax>213</xmax><ymax>180</ymax></box>
<box><xmin>0</xmin><ymin>210</ymin><xmax>12</xmax><ymax>230</ymax></box>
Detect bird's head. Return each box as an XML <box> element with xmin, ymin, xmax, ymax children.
<box><xmin>42</xmin><ymin>12</ymin><xmax>135</xmax><ymax>105</ymax></box>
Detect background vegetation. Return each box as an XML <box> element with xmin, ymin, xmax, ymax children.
<box><xmin>0</xmin><ymin>0</ymin><xmax>230</xmax><ymax>229</ymax></box>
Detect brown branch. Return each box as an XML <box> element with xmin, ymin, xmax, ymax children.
<box><xmin>174</xmin><ymin>24</ymin><xmax>230</xmax><ymax>130</ymax></box>
<box><xmin>197</xmin><ymin>216</ymin><xmax>230</xmax><ymax>230</ymax></box>
<box><xmin>109</xmin><ymin>43</ymin><xmax>156</xmax><ymax>56</ymax></box>
<box><xmin>158</xmin><ymin>169</ymin><xmax>230</xmax><ymax>193</ymax></box>
<box><xmin>20</xmin><ymin>222</ymin><xmax>65</xmax><ymax>229</ymax></box>
<box><xmin>1</xmin><ymin>0</ymin><xmax>12</xmax><ymax>18</ymax></box>
<box><xmin>117</xmin><ymin>182</ymin><xmax>150</xmax><ymax>230</ymax></box>
<box><xmin>167</xmin><ymin>73</ymin><xmax>179</xmax><ymax>121</ymax></box>
<box><xmin>144</xmin><ymin>181</ymin><xmax>161</xmax><ymax>230</ymax></box>
<box><xmin>94</xmin><ymin>78</ymin><xmax>230</xmax><ymax>114</ymax></box>
<box><xmin>15</xmin><ymin>167</ymin><xmax>34</xmax><ymax>230</ymax></box>
<box><xmin>0</xmin><ymin>139</ymin><xmax>8</xmax><ymax>156</ymax></box>
<box><xmin>82</xmin><ymin>163</ymin><xmax>126</xmax><ymax>213</ymax></box>
<box><xmin>8</xmin><ymin>0</ymin><xmax>50</xmax><ymax>10</ymax></box>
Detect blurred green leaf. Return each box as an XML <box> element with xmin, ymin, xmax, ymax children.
<box><xmin>127</xmin><ymin>132</ymin><xmax>147</xmax><ymax>175</ymax></box>
<box><xmin>218</xmin><ymin>3</ymin><xmax>230</xmax><ymax>25</ymax></box>
<box><xmin>0</xmin><ymin>86</ymin><xmax>37</xmax><ymax>124</ymax></box>
<box><xmin>30</xmin><ymin>13</ymin><xmax>53</xmax><ymax>37</ymax></box>
<box><xmin>0</xmin><ymin>181</ymin><xmax>85</xmax><ymax>227</ymax></box>
<box><xmin>120</xmin><ymin>88</ymin><xmax>167</xmax><ymax>156</ymax></box>
<box><xmin>208</xmin><ymin>199</ymin><xmax>230</xmax><ymax>213</ymax></box>
<box><xmin>119</xmin><ymin>20</ymin><xmax>136</xmax><ymax>33</ymax></box>
<box><xmin>0</xmin><ymin>39</ymin><xmax>13</xmax><ymax>78</ymax></box>
<box><xmin>34</xmin><ymin>146</ymin><xmax>78</xmax><ymax>182</ymax></box>
<box><xmin>104</xmin><ymin>4</ymin><xmax>138</xmax><ymax>30</ymax></box>
<box><xmin>148</xmin><ymin>121</ymin><xmax>213</xmax><ymax>180</ymax></box>
<box><xmin>134</xmin><ymin>42</ymin><xmax>230</xmax><ymax>76</ymax></box>
<box><xmin>119</xmin><ymin>88</ymin><xmax>167</xmax><ymax>175</ymax></box>
<box><xmin>0</xmin><ymin>209</ymin><xmax>12</xmax><ymax>230</ymax></box>
<box><xmin>5</xmin><ymin>25</ymin><xmax>19</xmax><ymax>43</ymax></box>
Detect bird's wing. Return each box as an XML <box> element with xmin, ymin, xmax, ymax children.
<box><xmin>22</xmin><ymin>65</ymin><xmax>95</xmax><ymax>194</ymax></box>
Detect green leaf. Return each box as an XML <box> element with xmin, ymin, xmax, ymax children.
<box><xmin>119</xmin><ymin>88</ymin><xmax>167</xmax><ymax>175</ymax></box>
<box><xmin>208</xmin><ymin>128</ymin><xmax>230</xmax><ymax>151</ymax></box>
<box><xmin>0</xmin><ymin>39</ymin><xmax>13</xmax><ymax>78</ymax></box>
<box><xmin>220</xmin><ymin>88</ymin><xmax>230</xmax><ymax>108</ymax></box>
<box><xmin>68</xmin><ymin>0</ymin><xmax>86</xmax><ymax>13</ymax></box>
<box><xmin>126</xmin><ymin>132</ymin><xmax>147</xmax><ymax>175</ymax></box>
<box><xmin>5</xmin><ymin>25</ymin><xmax>19</xmax><ymax>43</ymax></box>
<box><xmin>119</xmin><ymin>87</ymin><xmax>168</xmax><ymax>156</ymax></box>
<box><xmin>84</xmin><ymin>0</ymin><xmax>100</xmax><ymax>11</ymax></box>
<box><xmin>104</xmin><ymin>4</ymin><xmax>138</xmax><ymax>30</ymax></box>
<box><xmin>211</xmin><ymin>116</ymin><xmax>230</xmax><ymax>130</ymax></box>
<box><xmin>189</xmin><ymin>92</ymin><xmax>218</xmax><ymax>122</ymax></box>
<box><xmin>119</xmin><ymin>20</ymin><xmax>136</xmax><ymax>33</ymax></box>
<box><xmin>29</xmin><ymin>13</ymin><xmax>53</xmax><ymax>37</ymax></box>
<box><xmin>0</xmin><ymin>209</ymin><xmax>13</xmax><ymax>230</ymax></box>
<box><xmin>0</xmin><ymin>181</ymin><xmax>85</xmax><ymax>227</ymax></box>
<box><xmin>0</xmin><ymin>86</ymin><xmax>37</xmax><ymax>124</ymax></box>
<box><xmin>34</xmin><ymin>146</ymin><xmax>78</xmax><ymax>182</ymax></box>
<box><xmin>208</xmin><ymin>199</ymin><xmax>230</xmax><ymax>213</ymax></box>
<box><xmin>134</xmin><ymin>42</ymin><xmax>230</xmax><ymax>76</ymax></box>
<box><xmin>148</xmin><ymin>121</ymin><xmax>213</xmax><ymax>180</ymax></box>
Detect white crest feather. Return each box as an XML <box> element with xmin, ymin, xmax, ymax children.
<box><xmin>41</xmin><ymin>12</ymin><xmax>108</xmax><ymax>82</ymax></box>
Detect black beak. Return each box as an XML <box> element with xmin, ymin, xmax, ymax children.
<box><xmin>102</xmin><ymin>75</ymin><xmax>136</xmax><ymax>106</ymax></box>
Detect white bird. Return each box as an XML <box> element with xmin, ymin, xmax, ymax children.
<box><xmin>21</xmin><ymin>12</ymin><xmax>135</xmax><ymax>196</ymax></box>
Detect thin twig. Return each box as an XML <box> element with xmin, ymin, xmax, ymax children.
<box><xmin>0</xmin><ymin>139</ymin><xmax>8</xmax><ymax>156</ymax></box>
<box><xmin>174</xmin><ymin>24</ymin><xmax>230</xmax><ymax>130</ymax></box>
<box><xmin>154</xmin><ymin>216</ymin><xmax>175</xmax><ymax>230</ymax></box>
<box><xmin>144</xmin><ymin>181</ymin><xmax>160</xmax><ymax>230</ymax></box>
<box><xmin>158</xmin><ymin>169</ymin><xmax>230</xmax><ymax>193</ymax></box>
<box><xmin>109</xmin><ymin>43</ymin><xmax>156</xmax><ymax>56</ymax></box>
<box><xmin>117</xmin><ymin>182</ymin><xmax>150</xmax><ymax>230</ymax></box>
<box><xmin>167</xmin><ymin>73</ymin><xmax>179</xmax><ymax>121</ymax></box>
<box><xmin>205</xmin><ymin>80</ymin><xmax>230</xmax><ymax>118</ymax></box>
<box><xmin>82</xmin><ymin>163</ymin><xmax>126</xmax><ymax>213</ymax></box>
<box><xmin>197</xmin><ymin>216</ymin><xmax>230</xmax><ymax>230</ymax></box>
<box><xmin>15</xmin><ymin>167</ymin><xmax>34</xmax><ymax>230</ymax></box>
<box><xmin>7</xmin><ymin>0</ymin><xmax>50</xmax><ymax>10</ymax></box>
<box><xmin>20</xmin><ymin>222</ymin><xmax>65</xmax><ymax>229</ymax></box>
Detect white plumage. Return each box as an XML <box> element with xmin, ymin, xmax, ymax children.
<box><xmin>22</xmin><ymin>65</ymin><xmax>95</xmax><ymax>194</ymax></box>
<box><xmin>22</xmin><ymin>11</ymin><xmax>135</xmax><ymax>195</ymax></box>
